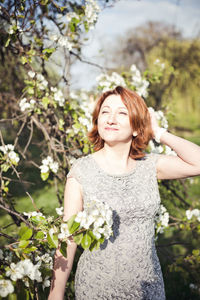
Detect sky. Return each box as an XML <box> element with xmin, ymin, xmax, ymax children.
<box><xmin>70</xmin><ymin>0</ymin><xmax>200</xmax><ymax>90</ymax></box>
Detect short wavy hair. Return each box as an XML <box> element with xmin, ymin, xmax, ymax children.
<box><xmin>88</xmin><ymin>86</ymin><xmax>153</xmax><ymax>159</ymax></box>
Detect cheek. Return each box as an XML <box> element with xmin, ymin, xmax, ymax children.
<box><xmin>97</xmin><ymin>115</ymin><xmax>105</xmax><ymax>127</ymax></box>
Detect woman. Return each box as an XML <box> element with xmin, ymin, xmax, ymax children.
<box><xmin>48</xmin><ymin>86</ymin><xmax>200</xmax><ymax>300</ymax></box>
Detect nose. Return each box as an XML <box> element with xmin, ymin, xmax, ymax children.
<box><xmin>107</xmin><ymin>113</ymin><xmax>117</xmax><ymax>125</ymax></box>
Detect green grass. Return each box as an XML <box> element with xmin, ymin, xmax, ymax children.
<box><xmin>14</xmin><ymin>184</ymin><xmax>61</xmax><ymax>215</ymax></box>
<box><xmin>0</xmin><ymin>184</ymin><xmax>63</xmax><ymax>245</ymax></box>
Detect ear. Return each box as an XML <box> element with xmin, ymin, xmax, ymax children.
<box><xmin>133</xmin><ymin>131</ymin><xmax>138</xmax><ymax>137</ymax></box>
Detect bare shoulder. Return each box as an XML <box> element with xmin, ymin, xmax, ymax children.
<box><xmin>63</xmin><ymin>177</ymin><xmax>83</xmax><ymax>222</ymax></box>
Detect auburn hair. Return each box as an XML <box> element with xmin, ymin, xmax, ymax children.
<box><xmin>88</xmin><ymin>86</ymin><xmax>153</xmax><ymax>159</ymax></box>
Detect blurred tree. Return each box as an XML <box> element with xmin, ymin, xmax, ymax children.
<box><xmin>110</xmin><ymin>21</ymin><xmax>200</xmax><ymax>133</ymax></box>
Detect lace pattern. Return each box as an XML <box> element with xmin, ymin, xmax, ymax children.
<box><xmin>67</xmin><ymin>154</ymin><xmax>165</xmax><ymax>300</ymax></box>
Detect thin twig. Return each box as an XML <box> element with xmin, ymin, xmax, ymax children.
<box><xmin>157</xmin><ymin>242</ymin><xmax>191</xmax><ymax>247</ymax></box>
<box><xmin>23</xmin><ymin>118</ymin><xmax>34</xmax><ymax>155</ymax></box>
<box><xmin>0</xmin><ymin>204</ymin><xmax>33</xmax><ymax>228</ymax></box>
<box><xmin>70</xmin><ymin>50</ymin><xmax>110</xmax><ymax>71</ymax></box>
<box><xmin>14</xmin><ymin>117</ymin><xmax>27</xmax><ymax>148</ymax></box>
<box><xmin>25</xmin><ymin>191</ymin><xmax>39</xmax><ymax>212</ymax></box>
<box><xmin>0</xmin><ymin>232</ymin><xmax>18</xmax><ymax>241</ymax></box>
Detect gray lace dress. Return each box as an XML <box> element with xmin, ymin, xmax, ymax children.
<box><xmin>67</xmin><ymin>154</ymin><xmax>166</xmax><ymax>300</ymax></box>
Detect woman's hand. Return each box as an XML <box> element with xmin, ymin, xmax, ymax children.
<box><xmin>148</xmin><ymin>107</ymin><xmax>166</xmax><ymax>143</ymax></box>
<box><xmin>148</xmin><ymin>107</ymin><xmax>160</xmax><ymax>139</ymax></box>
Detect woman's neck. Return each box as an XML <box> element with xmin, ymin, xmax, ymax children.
<box><xmin>93</xmin><ymin>143</ymin><xmax>135</xmax><ymax>174</ymax></box>
<box><xmin>102</xmin><ymin>143</ymin><xmax>130</xmax><ymax>163</ymax></box>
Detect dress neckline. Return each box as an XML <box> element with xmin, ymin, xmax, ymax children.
<box><xmin>88</xmin><ymin>153</ymin><xmax>141</xmax><ymax>178</ymax></box>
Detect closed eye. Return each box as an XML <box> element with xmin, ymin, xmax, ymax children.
<box><xmin>102</xmin><ymin>110</ymin><xmax>109</xmax><ymax>114</ymax></box>
<box><xmin>119</xmin><ymin>112</ymin><xmax>128</xmax><ymax>115</ymax></box>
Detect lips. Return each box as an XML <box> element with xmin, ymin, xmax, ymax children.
<box><xmin>104</xmin><ymin>127</ymin><xmax>119</xmax><ymax>131</ymax></box>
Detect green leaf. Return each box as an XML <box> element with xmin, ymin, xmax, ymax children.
<box><xmin>69</xmin><ymin>22</ymin><xmax>76</xmax><ymax>32</ymax></box>
<box><xmin>81</xmin><ymin>233</ymin><xmax>91</xmax><ymax>250</ymax></box>
<box><xmin>192</xmin><ymin>249</ymin><xmax>200</xmax><ymax>256</ymax></box>
<box><xmin>17</xmin><ymin>14</ymin><xmax>25</xmax><ymax>19</ymax></box>
<box><xmin>19</xmin><ymin>224</ymin><xmax>29</xmax><ymax>237</ymax></box>
<box><xmin>47</xmin><ymin>233</ymin><xmax>58</xmax><ymax>249</ymax></box>
<box><xmin>31</xmin><ymin>216</ymin><xmax>46</xmax><ymax>225</ymax></box>
<box><xmin>40</xmin><ymin>0</ymin><xmax>49</xmax><ymax>4</ymax></box>
<box><xmin>19</xmin><ymin>240</ymin><xmax>30</xmax><ymax>248</ymax></box>
<box><xmin>42</xmin><ymin>48</ymin><xmax>55</xmax><ymax>54</ymax></box>
<box><xmin>67</xmin><ymin>215</ymin><xmax>76</xmax><ymax>231</ymax></box>
<box><xmin>89</xmin><ymin>240</ymin><xmax>98</xmax><ymax>252</ymax></box>
<box><xmin>35</xmin><ymin>231</ymin><xmax>44</xmax><ymax>239</ymax></box>
<box><xmin>21</xmin><ymin>56</ymin><xmax>28</xmax><ymax>64</ymax></box>
<box><xmin>95</xmin><ymin>241</ymin><xmax>101</xmax><ymax>250</ymax></box>
<box><xmin>59</xmin><ymin>241</ymin><xmax>67</xmax><ymax>257</ymax></box>
<box><xmin>87</xmin><ymin>230</ymin><xmax>96</xmax><ymax>241</ymax></box>
<box><xmin>23</xmin><ymin>246</ymin><xmax>37</xmax><ymax>254</ymax></box>
<box><xmin>19</xmin><ymin>226</ymin><xmax>32</xmax><ymax>240</ymax></box>
<box><xmin>83</xmin><ymin>144</ymin><xmax>89</xmax><ymax>154</ymax></box>
<box><xmin>60</xmin><ymin>6</ymin><xmax>67</xmax><ymax>12</ymax></box>
<box><xmin>42</xmin><ymin>97</ymin><xmax>50</xmax><ymax>109</ymax></box>
<box><xmin>5</xmin><ymin>37</ymin><xmax>11</xmax><ymax>47</ymax></box>
<box><xmin>1</xmin><ymin>163</ymin><xmax>10</xmax><ymax>172</ymax></box>
<box><xmin>41</xmin><ymin>172</ymin><xmax>49</xmax><ymax>181</ymax></box>
<box><xmin>73</xmin><ymin>232</ymin><xmax>83</xmax><ymax>245</ymax></box>
<box><xmin>8</xmin><ymin>293</ymin><xmax>17</xmax><ymax>300</ymax></box>
<box><xmin>69</xmin><ymin>221</ymin><xmax>80</xmax><ymax>234</ymax></box>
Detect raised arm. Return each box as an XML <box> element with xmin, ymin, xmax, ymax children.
<box><xmin>149</xmin><ymin>110</ymin><xmax>200</xmax><ymax>180</ymax></box>
<box><xmin>48</xmin><ymin>177</ymin><xmax>83</xmax><ymax>300</ymax></box>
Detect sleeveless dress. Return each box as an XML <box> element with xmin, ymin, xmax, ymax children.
<box><xmin>67</xmin><ymin>153</ymin><xmax>166</xmax><ymax>300</ymax></box>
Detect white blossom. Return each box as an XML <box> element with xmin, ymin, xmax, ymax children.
<box><xmin>6</xmin><ymin>262</ymin><xmax>23</xmax><ymax>281</ymax></box>
<box><xmin>23</xmin><ymin>211</ymin><xmax>44</xmax><ymax>218</ymax></box>
<box><xmin>54</xmin><ymin>89</ymin><xmax>65</xmax><ymax>107</ymax></box>
<box><xmin>36</xmin><ymin>253</ymin><xmax>53</xmax><ymax>269</ymax></box>
<box><xmin>130</xmin><ymin>64</ymin><xmax>149</xmax><ymax>97</ymax></box>
<box><xmin>75</xmin><ymin>199</ymin><xmax>113</xmax><ymax>239</ymax></box>
<box><xmin>186</xmin><ymin>209</ymin><xmax>200</xmax><ymax>222</ymax></box>
<box><xmin>78</xmin><ymin>116</ymin><xmax>91</xmax><ymax>129</ymax></box>
<box><xmin>55</xmin><ymin>207</ymin><xmax>64</xmax><ymax>216</ymax></box>
<box><xmin>96</xmin><ymin>72</ymin><xmax>126</xmax><ymax>92</ymax></box>
<box><xmin>85</xmin><ymin>0</ymin><xmax>101</xmax><ymax>27</ymax></box>
<box><xmin>155</xmin><ymin>204</ymin><xmax>169</xmax><ymax>235</ymax></box>
<box><xmin>49</xmin><ymin>161</ymin><xmax>59</xmax><ymax>173</ymax></box>
<box><xmin>16</xmin><ymin>259</ymin><xmax>42</xmax><ymax>282</ymax></box>
<box><xmin>189</xmin><ymin>283</ymin><xmax>200</xmax><ymax>291</ymax></box>
<box><xmin>6</xmin><ymin>19</ymin><xmax>22</xmax><ymax>35</ymax></box>
<box><xmin>0</xmin><ymin>279</ymin><xmax>14</xmax><ymax>298</ymax></box>
<box><xmin>0</xmin><ymin>249</ymin><xmax>3</xmax><ymax>260</ymax></box>
<box><xmin>58</xmin><ymin>36</ymin><xmax>73</xmax><ymax>51</ymax></box>
<box><xmin>92</xmin><ymin>227</ymin><xmax>104</xmax><ymax>239</ymax></box>
<box><xmin>50</xmin><ymin>34</ymin><xmax>59</xmax><ymax>42</ymax></box>
<box><xmin>0</xmin><ymin>144</ymin><xmax>20</xmax><ymax>165</ymax></box>
<box><xmin>58</xmin><ymin>223</ymin><xmax>71</xmax><ymax>240</ymax></box>
<box><xmin>40</xmin><ymin>156</ymin><xmax>59</xmax><ymax>175</ymax></box>
<box><xmin>49</xmin><ymin>226</ymin><xmax>58</xmax><ymax>237</ymax></box>
<box><xmin>66</xmin><ymin>12</ymin><xmax>80</xmax><ymax>22</ymax></box>
<box><xmin>51</xmin><ymin>87</ymin><xmax>58</xmax><ymax>93</ymax></box>
<box><xmin>28</xmin><ymin>70</ymin><xmax>35</xmax><ymax>78</ymax></box>
<box><xmin>39</xmin><ymin>164</ymin><xmax>49</xmax><ymax>174</ymax></box>
<box><xmin>36</xmin><ymin>73</ymin><xmax>48</xmax><ymax>90</ymax></box>
<box><xmin>42</xmin><ymin>156</ymin><xmax>53</xmax><ymax>165</ymax></box>
<box><xmin>43</xmin><ymin>276</ymin><xmax>51</xmax><ymax>289</ymax></box>
<box><xmin>19</xmin><ymin>97</ymin><xmax>36</xmax><ymax>112</ymax></box>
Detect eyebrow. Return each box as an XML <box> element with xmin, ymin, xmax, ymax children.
<box><xmin>101</xmin><ymin>105</ymin><xmax>128</xmax><ymax>110</ymax></box>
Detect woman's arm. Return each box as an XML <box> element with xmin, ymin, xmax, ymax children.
<box><xmin>157</xmin><ymin>131</ymin><xmax>200</xmax><ymax>180</ymax></box>
<box><xmin>149</xmin><ymin>110</ymin><xmax>200</xmax><ymax>180</ymax></box>
<box><xmin>48</xmin><ymin>177</ymin><xmax>83</xmax><ymax>300</ymax></box>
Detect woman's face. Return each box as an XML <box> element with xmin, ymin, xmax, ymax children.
<box><xmin>97</xmin><ymin>94</ymin><xmax>133</xmax><ymax>145</ymax></box>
